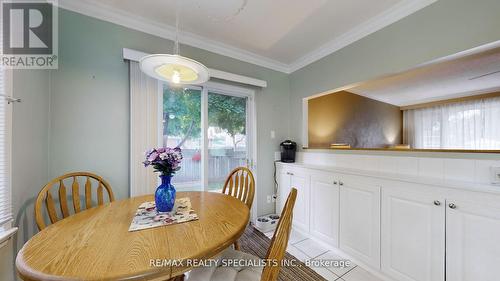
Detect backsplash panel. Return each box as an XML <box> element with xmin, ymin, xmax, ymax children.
<box><xmin>296</xmin><ymin>151</ymin><xmax>500</xmax><ymax>185</ymax></box>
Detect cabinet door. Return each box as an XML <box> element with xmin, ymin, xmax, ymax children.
<box><xmin>290</xmin><ymin>170</ymin><xmax>310</xmax><ymax>232</ymax></box>
<box><xmin>310</xmin><ymin>172</ymin><xmax>339</xmax><ymax>247</ymax></box>
<box><xmin>381</xmin><ymin>186</ymin><xmax>445</xmax><ymax>281</ymax></box>
<box><xmin>446</xmin><ymin>199</ymin><xmax>500</xmax><ymax>281</ymax></box>
<box><xmin>277</xmin><ymin>171</ymin><xmax>291</xmax><ymax>214</ymax></box>
<box><xmin>340</xmin><ymin>175</ymin><xmax>381</xmax><ymax>268</ymax></box>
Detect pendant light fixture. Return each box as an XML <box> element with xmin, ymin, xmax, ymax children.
<box><xmin>140</xmin><ymin>0</ymin><xmax>209</xmax><ymax>85</ymax></box>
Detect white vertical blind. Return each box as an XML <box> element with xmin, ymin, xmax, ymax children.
<box><xmin>0</xmin><ymin>66</ymin><xmax>12</xmax><ymax>226</ymax></box>
<box><xmin>404</xmin><ymin>97</ymin><xmax>500</xmax><ymax>149</ymax></box>
<box><xmin>130</xmin><ymin>62</ymin><xmax>160</xmax><ymax>196</ymax></box>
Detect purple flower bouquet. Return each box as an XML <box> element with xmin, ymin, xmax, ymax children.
<box><xmin>143</xmin><ymin>147</ymin><xmax>183</xmax><ymax>213</ymax></box>
<box><xmin>143</xmin><ymin>147</ymin><xmax>183</xmax><ymax>176</ymax></box>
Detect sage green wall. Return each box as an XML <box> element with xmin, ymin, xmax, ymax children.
<box><xmin>290</xmin><ymin>0</ymin><xmax>500</xmax><ymax>150</ymax></box>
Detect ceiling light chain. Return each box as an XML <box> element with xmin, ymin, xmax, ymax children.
<box><xmin>196</xmin><ymin>0</ymin><xmax>248</xmax><ymax>23</ymax></box>
<box><xmin>174</xmin><ymin>0</ymin><xmax>180</xmax><ymax>55</ymax></box>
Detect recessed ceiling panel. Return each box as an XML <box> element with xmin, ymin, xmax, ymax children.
<box><xmin>349</xmin><ymin>47</ymin><xmax>500</xmax><ymax>106</ymax></box>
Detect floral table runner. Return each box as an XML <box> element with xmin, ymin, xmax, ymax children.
<box><xmin>128</xmin><ymin>197</ymin><xmax>198</xmax><ymax>232</ymax></box>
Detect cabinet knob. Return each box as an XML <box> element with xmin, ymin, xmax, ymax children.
<box><xmin>333</xmin><ymin>181</ymin><xmax>338</xmax><ymax>185</ymax></box>
<box><xmin>339</xmin><ymin>181</ymin><xmax>344</xmax><ymax>186</ymax></box>
<box><xmin>433</xmin><ymin>200</ymin><xmax>441</xmax><ymax>206</ymax></box>
<box><xmin>448</xmin><ymin>203</ymin><xmax>457</xmax><ymax>209</ymax></box>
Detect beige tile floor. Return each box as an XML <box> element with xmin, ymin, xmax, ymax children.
<box><xmin>263</xmin><ymin>230</ymin><xmax>384</xmax><ymax>281</ymax></box>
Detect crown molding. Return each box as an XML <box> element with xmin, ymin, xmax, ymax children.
<box><xmin>57</xmin><ymin>0</ymin><xmax>436</xmax><ymax>74</ymax></box>
<box><xmin>288</xmin><ymin>0</ymin><xmax>438</xmax><ymax>73</ymax></box>
<box><xmin>56</xmin><ymin>0</ymin><xmax>291</xmax><ymax>73</ymax></box>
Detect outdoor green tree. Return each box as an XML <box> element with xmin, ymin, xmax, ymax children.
<box><xmin>163</xmin><ymin>87</ymin><xmax>201</xmax><ymax>147</ymax></box>
<box><xmin>208</xmin><ymin>93</ymin><xmax>246</xmax><ymax>151</ymax></box>
<box><xmin>163</xmin><ymin>87</ymin><xmax>246</xmax><ymax>151</ymax></box>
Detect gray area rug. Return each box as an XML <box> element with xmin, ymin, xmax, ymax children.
<box><xmin>239</xmin><ymin>226</ymin><xmax>326</xmax><ymax>281</ymax></box>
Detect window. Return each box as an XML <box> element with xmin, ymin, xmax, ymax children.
<box><xmin>161</xmin><ymin>83</ymin><xmax>253</xmax><ymax>192</ymax></box>
<box><xmin>0</xmin><ymin>67</ymin><xmax>14</xmax><ymax>243</ymax></box>
<box><xmin>404</xmin><ymin>97</ymin><xmax>500</xmax><ymax>149</ymax></box>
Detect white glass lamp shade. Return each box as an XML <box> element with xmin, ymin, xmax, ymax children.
<box><xmin>139</xmin><ymin>54</ymin><xmax>210</xmax><ymax>85</ymax></box>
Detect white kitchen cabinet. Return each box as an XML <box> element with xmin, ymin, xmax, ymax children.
<box><xmin>381</xmin><ymin>185</ymin><xmax>445</xmax><ymax>281</ymax></box>
<box><xmin>289</xmin><ymin>169</ymin><xmax>310</xmax><ymax>232</ymax></box>
<box><xmin>339</xmin><ymin>175</ymin><xmax>381</xmax><ymax>269</ymax></box>
<box><xmin>275</xmin><ymin>162</ymin><xmax>500</xmax><ymax>281</ymax></box>
<box><xmin>277</xmin><ymin>169</ymin><xmax>291</xmax><ymax>214</ymax></box>
<box><xmin>446</xmin><ymin>198</ymin><xmax>500</xmax><ymax>281</ymax></box>
<box><xmin>310</xmin><ymin>172</ymin><xmax>340</xmax><ymax>247</ymax></box>
<box><xmin>276</xmin><ymin>167</ymin><xmax>310</xmax><ymax>232</ymax></box>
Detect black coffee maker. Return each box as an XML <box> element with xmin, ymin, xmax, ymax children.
<box><xmin>280</xmin><ymin>140</ymin><xmax>297</xmax><ymax>163</ymax></box>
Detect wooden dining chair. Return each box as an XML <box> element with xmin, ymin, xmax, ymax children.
<box><xmin>35</xmin><ymin>172</ymin><xmax>115</xmax><ymax>230</ymax></box>
<box><xmin>222</xmin><ymin>167</ymin><xmax>255</xmax><ymax>209</ymax></box>
<box><xmin>187</xmin><ymin>188</ymin><xmax>297</xmax><ymax>281</ymax></box>
<box><xmin>222</xmin><ymin>166</ymin><xmax>255</xmax><ymax>250</ymax></box>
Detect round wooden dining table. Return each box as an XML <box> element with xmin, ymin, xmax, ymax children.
<box><xmin>16</xmin><ymin>192</ymin><xmax>250</xmax><ymax>281</ymax></box>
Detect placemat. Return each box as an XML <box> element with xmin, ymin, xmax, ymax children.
<box><xmin>128</xmin><ymin>197</ymin><xmax>198</xmax><ymax>232</ymax></box>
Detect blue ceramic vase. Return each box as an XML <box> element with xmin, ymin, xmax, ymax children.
<box><xmin>155</xmin><ymin>175</ymin><xmax>176</xmax><ymax>213</ymax></box>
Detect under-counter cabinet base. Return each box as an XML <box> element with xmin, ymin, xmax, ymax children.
<box><xmin>310</xmin><ymin>172</ymin><xmax>340</xmax><ymax>247</ymax></box>
<box><xmin>277</xmin><ymin>162</ymin><xmax>500</xmax><ymax>281</ymax></box>
<box><xmin>277</xmin><ymin>168</ymin><xmax>310</xmax><ymax>233</ymax></box>
<box><xmin>339</xmin><ymin>175</ymin><xmax>381</xmax><ymax>269</ymax></box>
<box><xmin>381</xmin><ymin>184</ymin><xmax>445</xmax><ymax>281</ymax></box>
<box><xmin>446</xmin><ymin>199</ymin><xmax>500</xmax><ymax>281</ymax></box>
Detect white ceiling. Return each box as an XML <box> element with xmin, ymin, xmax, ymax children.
<box><xmin>349</xmin><ymin>46</ymin><xmax>500</xmax><ymax>106</ymax></box>
<box><xmin>58</xmin><ymin>0</ymin><xmax>437</xmax><ymax>73</ymax></box>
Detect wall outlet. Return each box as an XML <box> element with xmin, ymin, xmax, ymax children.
<box><xmin>492</xmin><ymin>167</ymin><xmax>500</xmax><ymax>184</ymax></box>
<box><xmin>267</xmin><ymin>194</ymin><xmax>277</xmax><ymax>203</ymax></box>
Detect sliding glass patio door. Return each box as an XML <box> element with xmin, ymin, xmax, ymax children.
<box><xmin>161</xmin><ymin>83</ymin><xmax>254</xmax><ymax>192</ymax></box>
<box><xmin>207</xmin><ymin>91</ymin><xmax>250</xmax><ymax>192</ymax></box>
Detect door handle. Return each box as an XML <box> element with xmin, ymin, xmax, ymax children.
<box><xmin>339</xmin><ymin>181</ymin><xmax>344</xmax><ymax>186</ymax></box>
<box><xmin>333</xmin><ymin>181</ymin><xmax>338</xmax><ymax>185</ymax></box>
<box><xmin>433</xmin><ymin>200</ymin><xmax>441</xmax><ymax>206</ymax></box>
<box><xmin>448</xmin><ymin>203</ymin><xmax>457</xmax><ymax>209</ymax></box>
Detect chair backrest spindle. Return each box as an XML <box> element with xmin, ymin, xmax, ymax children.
<box><xmin>72</xmin><ymin>176</ymin><xmax>81</xmax><ymax>213</ymax></box>
<box><xmin>58</xmin><ymin>180</ymin><xmax>70</xmax><ymax>218</ymax></box>
<box><xmin>85</xmin><ymin>177</ymin><xmax>92</xmax><ymax>209</ymax></box>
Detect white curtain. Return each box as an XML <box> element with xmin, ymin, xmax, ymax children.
<box><xmin>404</xmin><ymin>97</ymin><xmax>500</xmax><ymax>149</ymax></box>
<box><xmin>130</xmin><ymin>62</ymin><xmax>160</xmax><ymax>196</ymax></box>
